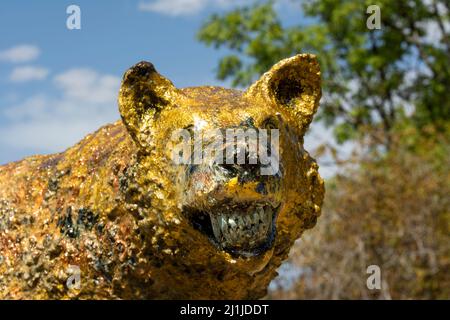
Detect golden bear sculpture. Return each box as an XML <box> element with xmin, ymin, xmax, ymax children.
<box><xmin>0</xmin><ymin>54</ymin><xmax>324</xmax><ymax>299</ymax></box>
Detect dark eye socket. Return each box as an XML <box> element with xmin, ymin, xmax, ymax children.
<box><xmin>183</xmin><ymin>125</ymin><xmax>195</xmax><ymax>135</ymax></box>
<box><xmin>261</xmin><ymin>117</ymin><xmax>279</xmax><ymax>130</ymax></box>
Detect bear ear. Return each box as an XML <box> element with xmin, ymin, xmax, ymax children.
<box><xmin>245</xmin><ymin>54</ymin><xmax>321</xmax><ymax>133</ymax></box>
<box><xmin>118</xmin><ymin>61</ymin><xmax>179</xmax><ymax>150</ymax></box>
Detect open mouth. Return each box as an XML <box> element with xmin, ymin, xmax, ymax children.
<box><xmin>183</xmin><ymin>202</ymin><xmax>280</xmax><ymax>257</ymax></box>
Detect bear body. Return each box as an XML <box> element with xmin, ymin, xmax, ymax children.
<box><xmin>0</xmin><ymin>54</ymin><xmax>324</xmax><ymax>299</ymax></box>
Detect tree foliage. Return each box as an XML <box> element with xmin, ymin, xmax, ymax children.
<box><xmin>198</xmin><ymin>0</ymin><xmax>450</xmax><ymax>146</ymax></box>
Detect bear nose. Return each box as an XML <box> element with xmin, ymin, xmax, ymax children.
<box><xmin>185</xmin><ymin>161</ymin><xmax>280</xmax><ymax>207</ymax></box>
<box><xmin>216</xmin><ymin>146</ymin><xmax>263</xmax><ymax>180</ymax></box>
<box><xmin>218</xmin><ymin>162</ymin><xmax>261</xmax><ymax>183</ymax></box>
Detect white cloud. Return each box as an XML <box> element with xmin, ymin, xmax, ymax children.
<box><xmin>0</xmin><ymin>68</ymin><xmax>121</xmax><ymax>152</ymax></box>
<box><xmin>139</xmin><ymin>0</ymin><xmax>207</xmax><ymax>16</ymax></box>
<box><xmin>9</xmin><ymin>66</ymin><xmax>49</xmax><ymax>82</ymax></box>
<box><xmin>138</xmin><ymin>0</ymin><xmax>246</xmax><ymax>16</ymax></box>
<box><xmin>0</xmin><ymin>45</ymin><xmax>40</xmax><ymax>63</ymax></box>
<box><xmin>54</xmin><ymin>68</ymin><xmax>120</xmax><ymax>104</ymax></box>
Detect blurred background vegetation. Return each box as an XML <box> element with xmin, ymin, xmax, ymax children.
<box><xmin>197</xmin><ymin>0</ymin><xmax>449</xmax><ymax>299</ymax></box>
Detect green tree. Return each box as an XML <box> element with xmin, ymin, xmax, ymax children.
<box><xmin>198</xmin><ymin>0</ymin><xmax>450</xmax><ymax>147</ymax></box>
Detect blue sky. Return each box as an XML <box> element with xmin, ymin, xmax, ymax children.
<box><xmin>0</xmin><ymin>0</ymin><xmax>339</xmax><ymax>176</ymax></box>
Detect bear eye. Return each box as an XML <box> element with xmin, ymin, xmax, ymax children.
<box><xmin>183</xmin><ymin>125</ymin><xmax>195</xmax><ymax>135</ymax></box>
<box><xmin>261</xmin><ymin>118</ymin><xmax>279</xmax><ymax>130</ymax></box>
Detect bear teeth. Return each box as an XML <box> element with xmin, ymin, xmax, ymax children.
<box><xmin>209</xmin><ymin>205</ymin><xmax>273</xmax><ymax>250</ymax></box>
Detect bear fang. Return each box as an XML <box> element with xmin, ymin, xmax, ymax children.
<box><xmin>180</xmin><ymin>304</ymin><xmax>214</xmax><ymax>317</ymax></box>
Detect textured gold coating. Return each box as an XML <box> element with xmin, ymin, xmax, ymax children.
<box><xmin>0</xmin><ymin>54</ymin><xmax>324</xmax><ymax>299</ymax></box>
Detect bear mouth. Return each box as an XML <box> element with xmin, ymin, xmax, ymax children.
<box><xmin>183</xmin><ymin>202</ymin><xmax>280</xmax><ymax>257</ymax></box>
